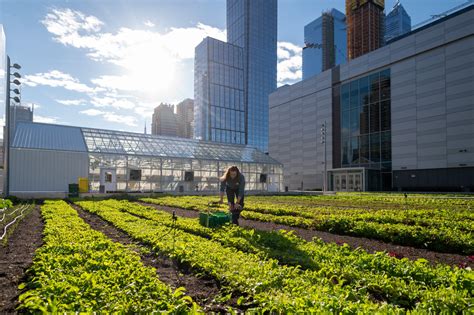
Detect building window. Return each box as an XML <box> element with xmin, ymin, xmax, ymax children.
<box><xmin>339</xmin><ymin>68</ymin><xmax>391</xmax><ymax>173</ymax></box>
<box><xmin>129</xmin><ymin>169</ymin><xmax>142</xmax><ymax>181</ymax></box>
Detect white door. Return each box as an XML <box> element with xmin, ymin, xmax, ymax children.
<box><xmin>334</xmin><ymin>174</ymin><xmax>341</xmax><ymax>191</ymax></box>
<box><xmin>348</xmin><ymin>174</ymin><xmax>354</xmax><ymax>191</ymax></box>
<box><xmin>267</xmin><ymin>174</ymin><xmax>279</xmax><ymax>192</ymax></box>
<box><xmin>100</xmin><ymin>168</ymin><xmax>117</xmax><ymax>192</ymax></box>
<box><xmin>340</xmin><ymin>174</ymin><xmax>347</xmax><ymax>191</ymax></box>
<box><xmin>354</xmin><ymin>173</ymin><xmax>362</xmax><ymax>191</ymax></box>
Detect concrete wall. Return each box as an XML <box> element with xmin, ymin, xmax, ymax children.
<box><xmin>390</xmin><ymin>24</ymin><xmax>474</xmax><ymax>171</ymax></box>
<box><xmin>10</xmin><ymin>148</ymin><xmax>89</xmax><ymax>194</ymax></box>
<box><xmin>268</xmin><ymin>7</ymin><xmax>474</xmax><ymax>191</ymax></box>
<box><xmin>336</xmin><ymin>7</ymin><xmax>474</xmax><ymax>173</ymax></box>
<box><xmin>269</xmin><ymin>70</ymin><xmax>333</xmax><ymax>190</ymax></box>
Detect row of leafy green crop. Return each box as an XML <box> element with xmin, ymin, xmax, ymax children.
<box><xmin>76</xmin><ymin>200</ymin><xmax>472</xmax><ymax>313</ymax></box>
<box><xmin>265</xmin><ymin>193</ymin><xmax>474</xmax><ymax>210</ymax></box>
<box><xmin>18</xmin><ymin>200</ymin><xmax>196</xmax><ymax>313</ymax></box>
<box><xmin>140</xmin><ymin>196</ymin><xmax>474</xmax><ymax>254</ymax></box>
<box><xmin>245</xmin><ymin>194</ymin><xmax>474</xmax><ymax>213</ymax></box>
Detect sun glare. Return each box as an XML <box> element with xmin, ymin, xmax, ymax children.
<box><xmin>123</xmin><ymin>42</ymin><xmax>177</xmax><ymax>96</ymax></box>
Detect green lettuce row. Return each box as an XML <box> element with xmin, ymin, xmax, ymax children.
<box><xmin>103</xmin><ymin>199</ymin><xmax>473</xmax><ymax>311</ymax></box>
<box><xmin>18</xmin><ymin>200</ymin><xmax>197</xmax><ymax>313</ymax></box>
<box><xmin>77</xmin><ymin>200</ymin><xmax>472</xmax><ymax>313</ymax></box>
<box><xmin>140</xmin><ymin>196</ymin><xmax>473</xmax><ymax>254</ymax></box>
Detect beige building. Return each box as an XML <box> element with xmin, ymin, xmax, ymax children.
<box><xmin>151</xmin><ymin>104</ymin><xmax>178</xmax><ymax>137</ymax></box>
<box><xmin>176</xmin><ymin>99</ymin><xmax>194</xmax><ymax>139</ymax></box>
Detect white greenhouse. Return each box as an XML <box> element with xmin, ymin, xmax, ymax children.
<box><xmin>7</xmin><ymin>122</ymin><xmax>283</xmax><ymax>198</ymax></box>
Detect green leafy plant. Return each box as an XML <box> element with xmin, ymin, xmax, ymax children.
<box><xmin>18</xmin><ymin>200</ymin><xmax>197</xmax><ymax>313</ymax></box>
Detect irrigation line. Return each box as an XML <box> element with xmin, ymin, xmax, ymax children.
<box><xmin>0</xmin><ymin>205</ymin><xmax>31</xmax><ymax>241</ymax></box>
<box><xmin>0</xmin><ymin>205</ymin><xmax>26</xmax><ymax>223</ymax></box>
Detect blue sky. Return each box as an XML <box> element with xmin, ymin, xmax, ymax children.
<box><xmin>0</xmin><ymin>0</ymin><xmax>468</xmax><ymax>135</ymax></box>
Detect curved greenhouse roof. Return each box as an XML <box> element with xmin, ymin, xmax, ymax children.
<box><xmin>12</xmin><ymin>122</ymin><xmax>281</xmax><ymax>165</ymax></box>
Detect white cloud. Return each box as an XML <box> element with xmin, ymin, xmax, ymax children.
<box><xmin>133</xmin><ymin>105</ymin><xmax>154</xmax><ymax>118</ymax></box>
<box><xmin>103</xmin><ymin>112</ymin><xmax>137</xmax><ymax>127</ymax></box>
<box><xmin>41</xmin><ymin>8</ymin><xmax>226</xmax><ymax>94</ymax></box>
<box><xmin>23</xmin><ymin>70</ymin><xmax>101</xmax><ymax>94</ymax></box>
<box><xmin>277</xmin><ymin>41</ymin><xmax>302</xmax><ymax>86</ymax></box>
<box><xmin>41</xmin><ymin>8</ymin><xmax>103</xmax><ymax>45</ymax></box>
<box><xmin>80</xmin><ymin>108</ymin><xmax>104</xmax><ymax>116</ymax></box>
<box><xmin>80</xmin><ymin>108</ymin><xmax>137</xmax><ymax>127</ymax></box>
<box><xmin>144</xmin><ymin>20</ymin><xmax>155</xmax><ymax>27</ymax></box>
<box><xmin>34</xmin><ymin>115</ymin><xmax>59</xmax><ymax>124</ymax></box>
<box><xmin>90</xmin><ymin>95</ymin><xmax>135</xmax><ymax>109</ymax></box>
<box><xmin>56</xmin><ymin>99</ymin><xmax>86</xmax><ymax>106</ymax></box>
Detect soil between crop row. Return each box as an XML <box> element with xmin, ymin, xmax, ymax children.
<box><xmin>0</xmin><ymin>206</ymin><xmax>44</xmax><ymax>314</ymax></box>
<box><xmin>71</xmin><ymin>203</ymin><xmax>244</xmax><ymax>313</ymax></box>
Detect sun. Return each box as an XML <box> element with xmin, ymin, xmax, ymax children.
<box><xmin>122</xmin><ymin>40</ymin><xmax>177</xmax><ymax>97</ymax></box>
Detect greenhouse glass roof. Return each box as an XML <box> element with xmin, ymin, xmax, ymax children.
<box><xmin>12</xmin><ymin>122</ymin><xmax>281</xmax><ymax>165</ymax></box>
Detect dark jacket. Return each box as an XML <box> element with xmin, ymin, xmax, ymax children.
<box><xmin>220</xmin><ymin>174</ymin><xmax>245</xmax><ymax>198</ymax></box>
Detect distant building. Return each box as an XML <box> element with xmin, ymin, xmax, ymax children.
<box><xmin>227</xmin><ymin>0</ymin><xmax>277</xmax><ymax>152</ymax></box>
<box><xmin>303</xmin><ymin>9</ymin><xmax>347</xmax><ymax>79</ymax></box>
<box><xmin>176</xmin><ymin>98</ymin><xmax>194</xmax><ymax>139</ymax></box>
<box><xmin>194</xmin><ymin>37</ymin><xmax>245</xmax><ymax>144</ymax></box>
<box><xmin>269</xmin><ymin>5</ymin><xmax>474</xmax><ymax>192</ymax></box>
<box><xmin>10</xmin><ymin>105</ymin><xmax>33</xmax><ymax>136</ymax></box>
<box><xmin>346</xmin><ymin>0</ymin><xmax>385</xmax><ymax>60</ymax></box>
<box><xmin>151</xmin><ymin>104</ymin><xmax>178</xmax><ymax>137</ymax></box>
<box><xmin>385</xmin><ymin>1</ymin><xmax>411</xmax><ymax>42</ymax></box>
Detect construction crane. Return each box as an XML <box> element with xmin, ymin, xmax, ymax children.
<box><xmin>411</xmin><ymin>0</ymin><xmax>474</xmax><ymax>30</ymax></box>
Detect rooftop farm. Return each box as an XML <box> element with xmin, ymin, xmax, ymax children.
<box><xmin>1</xmin><ymin>193</ymin><xmax>473</xmax><ymax>313</ymax></box>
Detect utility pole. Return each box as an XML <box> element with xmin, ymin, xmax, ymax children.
<box><xmin>4</xmin><ymin>57</ymin><xmax>22</xmax><ymax>197</ymax></box>
<box><xmin>320</xmin><ymin>120</ymin><xmax>327</xmax><ymax>193</ymax></box>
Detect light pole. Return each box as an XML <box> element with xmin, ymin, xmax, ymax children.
<box><xmin>4</xmin><ymin>56</ymin><xmax>22</xmax><ymax>197</ymax></box>
<box><xmin>320</xmin><ymin>120</ymin><xmax>327</xmax><ymax>193</ymax></box>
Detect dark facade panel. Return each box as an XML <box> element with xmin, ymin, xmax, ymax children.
<box><xmin>393</xmin><ymin>167</ymin><xmax>474</xmax><ymax>192</ymax></box>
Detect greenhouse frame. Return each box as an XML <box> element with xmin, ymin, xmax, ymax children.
<box><xmin>8</xmin><ymin>122</ymin><xmax>283</xmax><ymax>198</ymax></box>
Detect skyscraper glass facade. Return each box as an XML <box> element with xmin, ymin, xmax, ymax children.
<box><xmin>194</xmin><ymin>37</ymin><xmax>245</xmax><ymax>144</ymax></box>
<box><xmin>227</xmin><ymin>0</ymin><xmax>277</xmax><ymax>152</ymax></box>
<box><xmin>385</xmin><ymin>3</ymin><xmax>411</xmax><ymax>42</ymax></box>
<box><xmin>303</xmin><ymin>9</ymin><xmax>347</xmax><ymax>79</ymax></box>
<box><xmin>340</xmin><ymin>68</ymin><xmax>391</xmax><ymax>189</ymax></box>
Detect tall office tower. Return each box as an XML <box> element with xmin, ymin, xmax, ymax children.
<box><xmin>151</xmin><ymin>104</ymin><xmax>178</xmax><ymax>137</ymax></box>
<box><xmin>227</xmin><ymin>0</ymin><xmax>277</xmax><ymax>152</ymax></box>
<box><xmin>346</xmin><ymin>0</ymin><xmax>385</xmax><ymax>60</ymax></box>
<box><xmin>176</xmin><ymin>98</ymin><xmax>194</xmax><ymax>139</ymax></box>
<box><xmin>385</xmin><ymin>1</ymin><xmax>411</xmax><ymax>42</ymax></box>
<box><xmin>194</xmin><ymin>37</ymin><xmax>245</xmax><ymax>144</ymax></box>
<box><xmin>303</xmin><ymin>9</ymin><xmax>347</xmax><ymax>79</ymax></box>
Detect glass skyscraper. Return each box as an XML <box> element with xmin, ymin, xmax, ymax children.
<box><xmin>303</xmin><ymin>9</ymin><xmax>347</xmax><ymax>79</ymax></box>
<box><xmin>385</xmin><ymin>2</ymin><xmax>411</xmax><ymax>42</ymax></box>
<box><xmin>194</xmin><ymin>37</ymin><xmax>245</xmax><ymax>144</ymax></box>
<box><xmin>227</xmin><ymin>0</ymin><xmax>277</xmax><ymax>152</ymax></box>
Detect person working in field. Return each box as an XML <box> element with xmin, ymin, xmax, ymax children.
<box><xmin>219</xmin><ymin>165</ymin><xmax>245</xmax><ymax>225</ymax></box>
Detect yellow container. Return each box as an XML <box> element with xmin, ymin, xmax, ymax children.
<box><xmin>78</xmin><ymin>178</ymin><xmax>89</xmax><ymax>193</ymax></box>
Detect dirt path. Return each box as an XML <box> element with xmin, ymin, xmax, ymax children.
<box><xmin>71</xmin><ymin>203</ymin><xmax>242</xmax><ymax>313</ymax></box>
<box><xmin>138</xmin><ymin>202</ymin><xmax>473</xmax><ymax>268</ymax></box>
<box><xmin>0</xmin><ymin>206</ymin><xmax>44</xmax><ymax>314</ymax></box>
